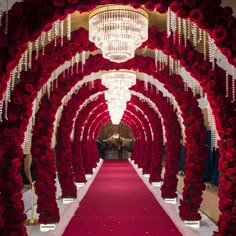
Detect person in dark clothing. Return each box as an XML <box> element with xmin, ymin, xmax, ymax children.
<box><xmin>97</xmin><ymin>140</ymin><xmax>106</xmax><ymax>159</ymax></box>
<box><xmin>117</xmin><ymin>139</ymin><xmax>123</xmax><ymax>159</ymax></box>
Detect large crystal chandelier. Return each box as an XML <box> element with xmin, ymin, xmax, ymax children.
<box><xmin>102</xmin><ymin>70</ymin><xmax>136</xmax><ymax>124</ymax></box>
<box><xmin>89</xmin><ymin>5</ymin><xmax>148</xmax><ymax>63</ymax></box>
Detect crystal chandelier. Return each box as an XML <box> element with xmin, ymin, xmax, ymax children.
<box><xmin>102</xmin><ymin>70</ymin><xmax>136</xmax><ymax>124</ymax></box>
<box><xmin>101</xmin><ymin>70</ymin><xmax>136</xmax><ymax>89</ymax></box>
<box><xmin>89</xmin><ymin>5</ymin><xmax>148</xmax><ymax>63</ymax></box>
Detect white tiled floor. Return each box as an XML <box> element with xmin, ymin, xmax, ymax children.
<box><xmin>25</xmin><ymin>159</ymin><xmax>217</xmax><ymax>236</ymax></box>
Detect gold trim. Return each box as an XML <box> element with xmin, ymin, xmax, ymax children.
<box><xmin>89</xmin><ymin>5</ymin><xmax>148</xmax><ymax>20</ymax></box>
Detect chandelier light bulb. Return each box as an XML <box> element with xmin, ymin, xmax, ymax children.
<box><xmin>89</xmin><ymin>5</ymin><xmax>148</xmax><ymax>63</ymax></box>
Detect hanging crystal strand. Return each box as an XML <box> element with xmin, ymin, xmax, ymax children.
<box><xmin>191</xmin><ymin>23</ymin><xmax>197</xmax><ymax>47</ymax></box>
<box><xmin>32</xmin><ymin>99</ymin><xmax>36</xmax><ymax>126</ymax></box>
<box><xmin>0</xmin><ymin>99</ymin><xmax>3</xmax><ymax>122</ymax></box>
<box><xmin>51</xmin><ymin>77</ymin><xmax>54</xmax><ymax>93</ymax></box>
<box><xmin>91</xmin><ymin>73</ymin><xmax>94</xmax><ymax>88</ymax></box>
<box><xmin>183</xmin><ymin>19</ymin><xmax>187</xmax><ymax>47</ymax></box>
<box><xmin>41</xmin><ymin>31</ymin><xmax>46</xmax><ymax>55</ymax></box>
<box><xmin>203</xmin><ymin>30</ymin><xmax>206</xmax><ymax>60</ymax></box>
<box><xmin>47</xmin><ymin>29</ymin><xmax>52</xmax><ymax>42</ymax></box>
<box><xmin>144</xmin><ymin>74</ymin><xmax>148</xmax><ymax>90</ymax></box>
<box><xmin>28</xmin><ymin>42</ymin><xmax>33</xmax><ymax>69</ymax></box>
<box><xmin>51</xmin><ymin>23</ymin><xmax>55</xmax><ymax>42</ymax></box>
<box><xmin>10</xmin><ymin>69</ymin><xmax>16</xmax><ymax>91</ymax></box>
<box><xmin>187</xmin><ymin>18</ymin><xmax>191</xmax><ymax>40</ymax></box>
<box><xmin>4</xmin><ymin>0</ymin><xmax>8</xmax><ymax>35</ymax></box>
<box><xmin>158</xmin><ymin>51</ymin><xmax>162</xmax><ymax>70</ymax></box>
<box><xmin>178</xmin><ymin>17</ymin><xmax>181</xmax><ymax>45</ymax></box>
<box><xmin>82</xmin><ymin>51</ymin><xmax>86</xmax><ymax>72</ymax></box>
<box><xmin>169</xmin><ymin>57</ymin><xmax>172</xmax><ymax>74</ymax></box>
<box><xmin>35</xmin><ymin>38</ymin><xmax>39</xmax><ymax>60</ymax></box>
<box><xmin>70</xmin><ymin>57</ymin><xmax>74</xmax><ymax>76</ymax></box>
<box><xmin>37</xmin><ymin>89</ymin><xmax>42</xmax><ymax>105</ymax></box>
<box><xmin>198</xmin><ymin>28</ymin><xmax>202</xmax><ymax>44</ymax></box>
<box><xmin>207</xmin><ymin>103</ymin><xmax>214</xmax><ymax>150</ymax></box>
<box><xmin>47</xmin><ymin>81</ymin><xmax>51</xmax><ymax>98</ymax></box>
<box><xmin>231</xmin><ymin>74</ymin><xmax>236</xmax><ymax>103</ymax></box>
<box><xmin>63</xmin><ymin>70</ymin><xmax>66</xmax><ymax>78</ymax></box>
<box><xmin>54</xmin><ymin>20</ymin><xmax>60</xmax><ymax>47</ymax></box>
<box><xmin>67</xmin><ymin>14</ymin><xmax>71</xmax><ymax>41</ymax></box>
<box><xmin>170</xmin><ymin>11</ymin><xmax>177</xmax><ymax>43</ymax></box>
<box><xmin>17</xmin><ymin>56</ymin><xmax>23</xmax><ymax>79</ymax></box>
<box><xmin>225</xmin><ymin>63</ymin><xmax>229</xmax><ymax>97</ymax></box>
<box><xmin>76</xmin><ymin>53</ymin><xmax>80</xmax><ymax>73</ymax></box>
<box><xmin>208</xmin><ymin>35</ymin><xmax>216</xmax><ymax>70</ymax></box>
<box><xmin>60</xmin><ymin>20</ymin><xmax>64</xmax><ymax>47</ymax></box>
<box><xmin>4</xmin><ymin>79</ymin><xmax>11</xmax><ymax>120</ymax></box>
<box><xmin>155</xmin><ymin>49</ymin><xmax>158</xmax><ymax>72</ymax></box>
<box><xmin>23</xmin><ymin>49</ymin><xmax>28</xmax><ymax>71</ymax></box>
<box><xmin>167</xmin><ymin>8</ymin><xmax>171</xmax><ymax>37</ymax></box>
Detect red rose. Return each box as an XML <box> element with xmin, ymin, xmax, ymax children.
<box><xmin>169</xmin><ymin>1</ymin><xmax>183</xmax><ymax>14</ymax></box>
<box><xmin>212</xmin><ymin>25</ymin><xmax>228</xmax><ymax>42</ymax></box>
<box><xmin>189</xmin><ymin>9</ymin><xmax>204</xmax><ymax>23</ymax></box>
<box><xmin>155</xmin><ymin>3</ymin><xmax>168</xmax><ymax>14</ymax></box>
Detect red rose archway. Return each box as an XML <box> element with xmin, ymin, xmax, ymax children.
<box><xmin>0</xmin><ymin>3</ymin><xmax>235</xmax><ymax>234</ymax></box>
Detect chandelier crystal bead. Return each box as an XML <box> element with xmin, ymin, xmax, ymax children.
<box><xmin>89</xmin><ymin>5</ymin><xmax>148</xmax><ymax>63</ymax></box>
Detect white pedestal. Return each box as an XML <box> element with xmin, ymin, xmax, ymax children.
<box><xmin>85</xmin><ymin>174</ymin><xmax>93</xmax><ymax>179</ymax></box>
<box><xmin>164</xmin><ymin>198</ymin><xmax>177</xmax><ymax>204</ymax></box>
<box><xmin>143</xmin><ymin>174</ymin><xmax>150</xmax><ymax>178</ymax></box>
<box><xmin>40</xmin><ymin>223</ymin><xmax>56</xmax><ymax>232</ymax></box>
<box><xmin>93</xmin><ymin>168</ymin><xmax>96</xmax><ymax>173</ymax></box>
<box><xmin>138</xmin><ymin>168</ymin><xmax>142</xmax><ymax>172</ymax></box>
<box><xmin>152</xmin><ymin>182</ymin><xmax>162</xmax><ymax>187</ymax></box>
<box><xmin>75</xmin><ymin>182</ymin><xmax>85</xmax><ymax>188</ymax></box>
<box><xmin>62</xmin><ymin>198</ymin><xmax>74</xmax><ymax>204</ymax></box>
<box><xmin>184</xmin><ymin>220</ymin><xmax>200</xmax><ymax>228</ymax></box>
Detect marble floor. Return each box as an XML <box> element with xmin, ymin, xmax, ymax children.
<box><xmin>25</xmin><ymin>159</ymin><xmax>217</xmax><ymax>236</ymax></box>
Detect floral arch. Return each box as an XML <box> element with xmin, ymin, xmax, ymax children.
<box><xmin>0</xmin><ymin>1</ymin><xmax>235</xmax><ymax>236</ymax></box>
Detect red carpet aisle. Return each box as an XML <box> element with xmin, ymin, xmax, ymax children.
<box><xmin>63</xmin><ymin>160</ymin><xmax>182</xmax><ymax>236</ymax></box>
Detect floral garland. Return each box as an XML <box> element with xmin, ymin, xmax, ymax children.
<box><xmin>156</xmin><ymin>93</ymin><xmax>182</xmax><ymax>199</ymax></box>
<box><xmin>127</xmin><ymin>95</ymin><xmax>162</xmax><ymax>177</ymax></box>
<box><xmin>58</xmin><ymin>84</ymin><xmax>105</xmax><ymax>183</ymax></box>
<box><xmin>72</xmin><ymin>102</ymin><xmax>108</xmax><ymax>182</ymax></box>
<box><xmin>135</xmin><ymin>82</ymin><xmax>182</xmax><ymax>197</ymax></box>
<box><xmin>73</xmin><ymin>102</ymin><xmax>103</xmax><ymax>174</ymax></box>
<box><xmin>132</xmin><ymin>80</ymin><xmax>182</xmax><ymax>196</ymax></box>
<box><xmin>126</xmin><ymin>100</ymin><xmax>153</xmax><ymax>169</ymax></box>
